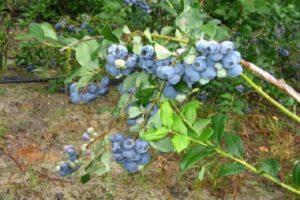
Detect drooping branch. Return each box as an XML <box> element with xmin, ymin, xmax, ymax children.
<box><xmin>241</xmin><ymin>60</ymin><xmax>300</xmax><ymax>103</ymax></box>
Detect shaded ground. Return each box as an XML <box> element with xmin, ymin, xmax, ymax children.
<box><xmin>0</xmin><ymin>83</ymin><xmax>296</xmax><ymax>200</ymax></box>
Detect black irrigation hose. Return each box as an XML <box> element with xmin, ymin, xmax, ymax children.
<box><xmin>0</xmin><ymin>77</ymin><xmax>57</xmax><ymax>84</ymax></box>
<box><xmin>0</xmin><ymin>76</ymin><xmax>122</xmax><ymax>85</ymax></box>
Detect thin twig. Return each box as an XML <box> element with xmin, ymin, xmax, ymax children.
<box><xmin>3</xmin><ymin>149</ymin><xmax>25</xmax><ymax>173</ymax></box>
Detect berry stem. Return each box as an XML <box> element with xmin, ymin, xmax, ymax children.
<box><xmin>241</xmin><ymin>73</ymin><xmax>300</xmax><ymax>123</ymax></box>
<box><xmin>142</xmin><ymin>81</ymin><xmax>167</xmax><ymax>129</ymax></box>
<box><xmin>170</xmin><ymin>101</ymin><xmax>300</xmax><ymax>195</ymax></box>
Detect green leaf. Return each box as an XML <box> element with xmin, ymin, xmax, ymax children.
<box><xmin>198</xmin><ymin>166</ymin><xmax>206</xmax><ymax>181</ymax></box>
<box><xmin>259</xmin><ymin>159</ymin><xmax>280</xmax><ymax>178</ymax></box>
<box><xmin>202</xmin><ymin>21</ymin><xmax>217</xmax><ymax>38</ymax></box>
<box><xmin>172</xmin><ymin>115</ymin><xmax>187</xmax><ymax>134</ymax></box>
<box><xmin>29</xmin><ymin>23</ymin><xmax>45</xmax><ymax>40</ymax></box>
<box><xmin>76</xmin><ymin>43</ymin><xmax>92</xmax><ymax>66</ymax></box>
<box><xmin>193</xmin><ymin>119</ymin><xmax>211</xmax><ymax>134</ymax></box>
<box><xmin>101</xmin><ymin>25</ymin><xmax>119</xmax><ymax>42</ymax></box>
<box><xmin>123</xmin><ymin>72</ymin><xmax>138</xmax><ymax>92</ymax></box>
<box><xmin>212</xmin><ymin>114</ymin><xmax>227</xmax><ymax>145</ymax></box>
<box><xmin>136</xmin><ymin>87</ymin><xmax>155</xmax><ymax>106</ymax></box>
<box><xmin>181</xmin><ymin>100</ymin><xmax>200</xmax><ymax>124</ymax></box>
<box><xmin>141</xmin><ymin>127</ymin><xmax>169</xmax><ymax>141</ymax></box>
<box><xmin>176</xmin><ymin>8</ymin><xmax>203</xmax><ymax>33</ymax></box>
<box><xmin>150</xmin><ymin>137</ymin><xmax>174</xmax><ymax>153</ymax></box>
<box><xmin>225</xmin><ymin>133</ymin><xmax>244</xmax><ymax>158</ymax></box>
<box><xmin>144</xmin><ymin>28</ymin><xmax>152</xmax><ymax>42</ymax></box>
<box><xmin>128</xmin><ymin>106</ymin><xmax>143</xmax><ymax>118</ymax></box>
<box><xmin>172</xmin><ymin>134</ymin><xmax>190</xmax><ymax>153</ymax></box>
<box><xmin>160</xmin><ymin>26</ymin><xmax>174</xmax><ymax>35</ymax></box>
<box><xmin>132</xmin><ymin>36</ymin><xmax>143</xmax><ymax>54</ymax></box>
<box><xmin>123</xmin><ymin>25</ymin><xmax>131</xmax><ymax>34</ymax></box>
<box><xmin>158</xmin><ymin>2</ymin><xmax>177</xmax><ymax>16</ymax></box>
<box><xmin>161</xmin><ymin>101</ymin><xmax>173</xmax><ymax>128</ymax></box>
<box><xmin>81</xmin><ymin>173</ymin><xmax>91</xmax><ymax>184</ymax></box>
<box><xmin>147</xmin><ymin>109</ymin><xmax>162</xmax><ymax>129</ymax></box>
<box><xmin>155</xmin><ymin>43</ymin><xmax>173</xmax><ymax>60</ymax></box>
<box><xmin>292</xmin><ymin>162</ymin><xmax>300</xmax><ymax>186</ymax></box>
<box><xmin>198</xmin><ymin>127</ymin><xmax>214</xmax><ymax>142</ymax></box>
<box><xmin>41</xmin><ymin>22</ymin><xmax>57</xmax><ymax>40</ymax></box>
<box><xmin>218</xmin><ymin>162</ymin><xmax>245</xmax><ymax>177</ymax></box>
<box><xmin>101</xmin><ymin>151</ymin><xmax>112</xmax><ymax>172</ymax></box>
<box><xmin>117</xmin><ymin>93</ymin><xmax>129</xmax><ymax>109</ymax></box>
<box><xmin>180</xmin><ymin>146</ymin><xmax>215</xmax><ymax>171</ymax></box>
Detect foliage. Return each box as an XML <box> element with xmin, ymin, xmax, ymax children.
<box><xmin>1</xmin><ymin>0</ymin><xmax>300</xmax><ymax>196</ymax></box>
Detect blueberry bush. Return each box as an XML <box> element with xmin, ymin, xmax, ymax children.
<box><xmin>2</xmin><ymin>0</ymin><xmax>300</xmax><ymax>197</ymax></box>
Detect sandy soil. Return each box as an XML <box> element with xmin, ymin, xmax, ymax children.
<box><xmin>0</xmin><ymin>83</ymin><xmax>292</xmax><ymax>200</ymax></box>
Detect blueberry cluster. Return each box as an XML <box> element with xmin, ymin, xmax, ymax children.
<box><xmin>69</xmin><ymin>76</ymin><xmax>110</xmax><ymax>104</ymax></box>
<box><xmin>278</xmin><ymin>48</ymin><xmax>289</xmax><ymax>58</ymax></box>
<box><xmin>54</xmin><ymin>21</ymin><xmax>93</xmax><ymax>33</ymax></box>
<box><xmin>105</xmin><ymin>41</ymin><xmax>242</xmax><ymax>100</ymax></box>
<box><xmin>124</xmin><ymin>0</ymin><xmax>151</xmax><ymax>13</ymax></box>
<box><xmin>56</xmin><ymin>145</ymin><xmax>80</xmax><ymax>176</ymax></box>
<box><xmin>110</xmin><ymin>133</ymin><xmax>150</xmax><ymax>173</ymax></box>
<box><xmin>105</xmin><ymin>45</ymin><xmax>139</xmax><ymax>78</ymax></box>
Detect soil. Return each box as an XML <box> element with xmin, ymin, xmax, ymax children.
<box><xmin>0</xmin><ymin>83</ymin><xmax>295</xmax><ymax>200</ymax></box>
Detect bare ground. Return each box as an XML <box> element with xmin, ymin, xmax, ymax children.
<box><xmin>0</xmin><ymin>83</ymin><xmax>295</xmax><ymax>200</ymax></box>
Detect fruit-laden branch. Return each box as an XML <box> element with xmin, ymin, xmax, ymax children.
<box><xmin>149</xmin><ymin>33</ymin><xmax>300</xmax><ymax>103</ymax></box>
<box><xmin>170</xmin><ymin>101</ymin><xmax>300</xmax><ymax>195</ymax></box>
<box><xmin>241</xmin><ymin>60</ymin><xmax>300</xmax><ymax>103</ymax></box>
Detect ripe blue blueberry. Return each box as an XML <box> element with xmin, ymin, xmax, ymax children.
<box><xmin>115</xmin><ymin>45</ymin><xmax>128</xmax><ymax>59</ymax></box>
<box><xmin>67</xmin><ymin>151</ymin><xmax>78</xmax><ymax>162</ymax></box>
<box><xmin>122</xmin><ymin>139</ymin><xmax>135</xmax><ymax>150</ymax></box>
<box><xmin>70</xmin><ymin>92</ymin><xmax>81</xmax><ymax>104</ymax></box>
<box><xmin>235</xmin><ymin>85</ymin><xmax>245</xmax><ymax>93</ymax></box>
<box><xmin>139</xmin><ymin>59</ymin><xmax>156</xmax><ymax>74</ymax></box>
<box><xmin>69</xmin><ymin>83</ymin><xmax>78</xmax><ymax>93</ymax></box>
<box><xmin>137</xmin><ymin>152</ymin><xmax>150</xmax><ymax>165</ymax></box>
<box><xmin>109</xmin><ymin>133</ymin><xmax>125</xmax><ymax>143</ymax></box>
<box><xmin>135</xmin><ymin>139</ymin><xmax>149</xmax><ymax>154</ymax></box>
<box><xmin>105</xmin><ymin>64</ymin><xmax>121</xmax><ymax>77</ymax></box>
<box><xmin>123</xmin><ymin>161</ymin><xmax>139</xmax><ymax>173</ymax></box>
<box><xmin>141</xmin><ymin>45</ymin><xmax>155</xmax><ymax>60</ymax></box>
<box><xmin>226</xmin><ymin>65</ymin><xmax>243</xmax><ymax>77</ymax></box>
<box><xmin>163</xmin><ymin>84</ymin><xmax>177</xmax><ymax>99</ymax></box>
<box><xmin>206</xmin><ymin>41</ymin><xmax>220</xmax><ymax>54</ymax></box>
<box><xmin>82</xmin><ymin>132</ymin><xmax>90</xmax><ymax>141</ymax></box>
<box><xmin>174</xmin><ymin>63</ymin><xmax>185</xmax><ymax>75</ymax></box>
<box><xmin>194</xmin><ymin>56</ymin><xmax>207</xmax><ymax>71</ymax></box>
<box><xmin>96</xmin><ymin>86</ymin><xmax>109</xmax><ymax>96</ymax></box>
<box><xmin>168</xmin><ymin>74</ymin><xmax>181</xmax><ymax>85</ymax></box>
<box><xmin>81</xmin><ymin>93</ymin><xmax>97</xmax><ymax>104</ymax></box>
<box><xmin>208</xmin><ymin>53</ymin><xmax>224</xmax><ymax>62</ymax></box>
<box><xmin>87</xmin><ymin>84</ymin><xmax>98</xmax><ymax>94</ymax></box>
<box><xmin>222</xmin><ymin>54</ymin><xmax>238</xmax><ymax>69</ymax></box>
<box><xmin>100</xmin><ymin>76</ymin><xmax>110</xmax><ymax>87</ymax></box>
<box><xmin>155</xmin><ymin>58</ymin><xmax>174</xmax><ymax>68</ymax></box>
<box><xmin>200</xmin><ymin>66</ymin><xmax>217</xmax><ymax>80</ymax></box>
<box><xmin>113</xmin><ymin>153</ymin><xmax>124</xmax><ymax>162</ymax></box>
<box><xmin>219</xmin><ymin>41</ymin><xmax>234</xmax><ymax>54</ymax></box>
<box><xmin>126</xmin><ymin>54</ymin><xmax>138</xmax><ymax>68</ymax></box>
<box><xmin>107</xmin><ymin>54</ymin><xmax>116</xmax><ymax>65</ymax></box>
<box><xmin>108</xmin><ymin>44</ymin><xmax>118</xmax><ymax>55</ymax></box>
<box><xmin>122</xmin><ymin>150</ymin><xmax>136</xmax><ymax>158</ymax></box>
<box><xmin>156</xmin><ymin>66</ymin><xmax>175</xmax><ymax>80</ymax></box>
<box><xmin>185</xmin><ymin>64</ymin><xmax>201</xmax><ymax>82</ymax></box>
<box><xmin>195</xmin><ymin>40</ymin><xmax>209</xmax><ymax>55</ymax></box>
<box><xmin>112</xmin><ymin>142</ymin><xmax>123</xmax><ymax>153</ymax></box>
<box><xmin>54</xmin><ymin>22</ymin><xmax>63</xmax><ymax>30</ymax></box>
